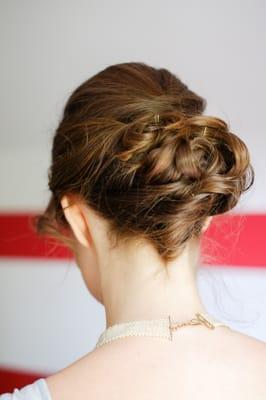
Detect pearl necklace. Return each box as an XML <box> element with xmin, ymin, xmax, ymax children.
<box><xmin>95</xmin><ymin>312</ymin><xmax>230</xmax><ymax>348</ymax></box>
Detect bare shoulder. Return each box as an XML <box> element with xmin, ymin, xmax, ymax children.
<box><xmin>209</xmin><ymin>327</ymin><xmax>266</xmax><ymax>397</ymax></box>
<box><xmin>204</xmin><ymin>325</ymin><xmax>266</xmax><ymax>368</ymax></box>
<box><xmin>45</xmin><ymin>348</ymin><xmax>108</xmax><ymax>399</ymax></box>
<box><xmin>45</xmin><ymin>328</ymin><xmax>266</xmax><ymax>400</ymax></box>
<box><xmin>223</xmin><ymin>326</ymin><xmax>266</xmax><ymax>358</ymax></box>
<box><xmin>45</xmin><ymin>343</ymin><xmax>133</xmax><ymax>400</ymax></box>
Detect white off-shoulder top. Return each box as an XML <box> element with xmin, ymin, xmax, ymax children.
<box><xmin>0</xmin><ymin>378</ymin><xmax>51</xmax><ymax>400</ymax></box>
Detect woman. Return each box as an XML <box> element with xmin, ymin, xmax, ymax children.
<box><xmin>1</xmin><ymin>62</ymin><xmax>265</xmax><ymax>399</ymax></box>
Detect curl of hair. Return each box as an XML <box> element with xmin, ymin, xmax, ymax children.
<box><xmin>33</xmin><ymin>62</ymin><xmax>254</xmax><ymax>263</ymax></box>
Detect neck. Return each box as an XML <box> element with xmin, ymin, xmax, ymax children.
<box><xmin>98</xmin><ymin>236</ymin><xmax>210</xmax><ymax>329</ymax></box>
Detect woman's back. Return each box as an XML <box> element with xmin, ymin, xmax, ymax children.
<box><xmin>45</xmin><ymin>325</ymin><xmax>266</xmax><ymax>400</ymax></box>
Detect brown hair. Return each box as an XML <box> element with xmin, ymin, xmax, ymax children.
<box><xmin>33</xmin><ymin>62</ymin><xmax>254</xmax><ymax>263</ymax></box>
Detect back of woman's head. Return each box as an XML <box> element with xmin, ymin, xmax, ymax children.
<box><xmin>34</xmin><ymin>62</ymin><xmax>254</xmax><ymax>263</ymax></box>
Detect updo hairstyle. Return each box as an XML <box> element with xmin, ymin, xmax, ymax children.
<box><xmin>34</xmin><ymin>62</ymin><xmax>254</xmax><ymax>262</ymax></box>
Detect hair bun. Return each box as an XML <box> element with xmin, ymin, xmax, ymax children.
<box><xmin>115</xmin><ymin>110</ymin><xmax>254</xmax><ymax>214</ymax></box>
<box><xmin>34</xmin><ymin>62</ymin><xmax>255</xmax><ymax>263</ymax></box>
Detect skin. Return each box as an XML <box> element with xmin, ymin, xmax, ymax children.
<box><xmin>45</xmin><ymin>193</ymin><xmax>266</xmax><ymax>400</ymax></box>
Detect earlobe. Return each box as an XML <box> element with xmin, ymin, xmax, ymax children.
<box><xmin>60</xmin><ymin>195</ymin><xmax>91</xmax><ymax>248</ymax></box>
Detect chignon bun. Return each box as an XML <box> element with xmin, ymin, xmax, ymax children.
<box><xmin>34</xmin><ymin>62</ymin><xmax>254</xmax><ymax>262</ymax></box>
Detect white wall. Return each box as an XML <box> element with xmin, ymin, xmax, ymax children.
<box><xmin>0</xmin><ymin>0</ymin><xmax>265</xmax><ymax>211</ymax></box>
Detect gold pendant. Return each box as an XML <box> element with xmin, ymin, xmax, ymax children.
<box><xmin>168</xmin><ymin>312</ymin><xmax>215</xmax><ymax>340</ymax></box>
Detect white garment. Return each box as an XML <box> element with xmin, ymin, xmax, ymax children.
<box><xmin>0</xmin><ymin>378</ymin><xmax>51</xmax><ymax>400</ymax></box>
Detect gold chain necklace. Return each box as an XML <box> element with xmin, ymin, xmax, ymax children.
<box><xmin>170</xmin><ymin>312</ymin><xmax>216</xmax><ymax>330</ymax></box>
<box><xmin>95</xmin><ymin>312</ymin><xmax>230</xmax><ymax>348</ymax></box>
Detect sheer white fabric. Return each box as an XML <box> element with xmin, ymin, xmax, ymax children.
<box><xmin>0</xmin><ymin>378</ymin><xmax>51</xmax><ymax>400</ymax></box>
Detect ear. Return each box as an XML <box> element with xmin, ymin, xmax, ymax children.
<box><xmin>201</xmin><ymin>216</ymin><xmax>213</xmax><ymax>233</ymax></box>
<box><xmin>60</xmin><ymin>194</ymin><xmax>91</xmax><ymax>248</ymax></box>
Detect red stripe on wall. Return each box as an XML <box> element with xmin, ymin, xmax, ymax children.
<box><xmin>0</xmin><ymin>213</ymin><xmax>72</xmax><ymax>259</ymax></box>
<box><xmin>201</xmin><ymin>213</ymin><xmax>266</xmax><ymax>267</ymax></box>
<box><xmin>0</xmin><ymin>366</ymin><xmax>49</xmax><ymax>394</ymax></box>
<box><xmin>0</xmin><ymin>213</ymin><xmax>265</xmax><ymax>266</ymax></box>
